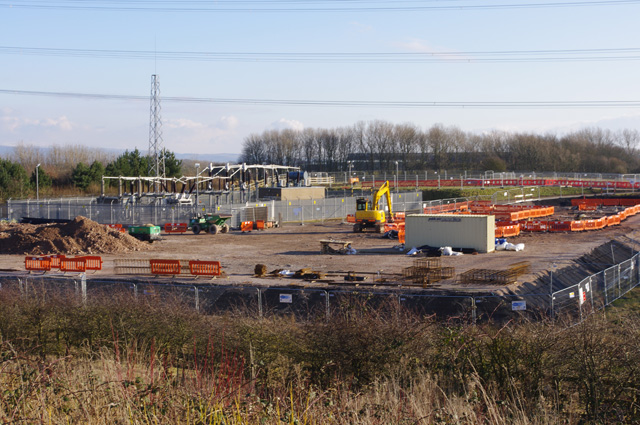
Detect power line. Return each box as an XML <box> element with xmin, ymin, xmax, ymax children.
<box><xmin>1</xmin><ymin>0</ymin><xmax>639</xmax><ymax>12</ymax></box>
<box><xmin>3</xmin><ymin>46</ymin><xmax>640</xmax><ymax>63</ymax></box>
<box><xmin>1</xmin><ymin>88</ymin><xmax>639</xmax><ymax>109</ymax></box>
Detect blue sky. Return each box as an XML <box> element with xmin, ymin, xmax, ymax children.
<box><xmin>1</xmin><ymin>0</ymin><xmax>640</xmax><ymax>156</ymax></box>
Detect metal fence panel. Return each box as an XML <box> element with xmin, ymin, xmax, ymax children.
<box><xmin>6</xmin><ymin>192</ymin><xmax>422</xmax><ymax>226</ymax></box>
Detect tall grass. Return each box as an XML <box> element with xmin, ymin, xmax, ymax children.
<box><xmin>1</xmin><ymin>286</ymin><xmax>639</xmax><ymax>423</ymax></box>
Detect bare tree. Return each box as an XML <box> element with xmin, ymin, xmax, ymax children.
<box><xmin>394</xmin><ymin>123</ymin><xmax>419</xmax><ymax>170</ymax></box>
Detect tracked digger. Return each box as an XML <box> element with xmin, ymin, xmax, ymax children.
<box><xmin>353</xmin><ymin>181</ymin><xmax>393</xmax><ymax>233</ymax></box>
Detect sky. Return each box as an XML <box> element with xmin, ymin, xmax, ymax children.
<box><xmin>1</xmin><ymin>0</ymin><xmax>640</xmax><ymax>157</ymax></box>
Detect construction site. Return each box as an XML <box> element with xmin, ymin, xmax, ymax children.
<box><xmin>2</xmin><ymin>174</ymin><xmax>640</xmax><ymax>323</ymax></box>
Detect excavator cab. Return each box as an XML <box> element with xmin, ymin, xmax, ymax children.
<box><xmin>356</xmin><ymin>198</ymin><xmax>370</xmax><ymax>211</ymax></box>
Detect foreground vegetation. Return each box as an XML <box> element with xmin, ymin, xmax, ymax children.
<box><xmin>1</xmin><ymin>287</ymin><xmax>639</xmax><ymax>424</ymax></box>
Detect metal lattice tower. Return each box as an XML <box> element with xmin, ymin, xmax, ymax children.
<box><xmin>148</xmin><ymin>74</ymin><xmax>165</xmax><ymax>178</ymax></box>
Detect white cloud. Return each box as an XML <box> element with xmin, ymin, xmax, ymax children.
<box><xmin>42</xmin><ymin>116</ymin><xmax>73</xmax><ymax>131</ymax></box>
<box><xmin>165</xmin><ymin>118</ymin><xmax>205</xmax><ymax>130</ymax></box>
<box><xmin>160</xmin><ymin>115</ymin><xmax>244</xmax><ymax>154</ymax></box>
<box><xmin>218</xmin><ymin>115</ymin><xmax>238</xmax><ymax>130</ymax></box>
<box><xmin>270</xmin><ymin>118</ymin><xmax>304</xmax><ymax>131</ymax></box>
<box><xmin>0</xmin><ymin>114</ymin><xmax>73</xmax><ymax>132</ymax></box>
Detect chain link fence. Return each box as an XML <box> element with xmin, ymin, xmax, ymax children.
<box><xmin>0</xmin><ymin>273</ymin><xmax>542</xmax><ymax>323</ymax></box>
<box><xmin>3</xmin><ymin>259</ymin><xmax>636</xmax><ymax>325</ymax></box>
<box><xmin>551</xmin><ymin>254</ymin><xmax>640</xmax><ymax>326</ymax></box>
<box><xmin>4</xmin><ymin>192</ymin><xmax>424</xmax><ymax>227</ymax></box>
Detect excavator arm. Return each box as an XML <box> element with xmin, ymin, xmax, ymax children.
<box><xmin>372</xmin><ymin>181</ymin><xmax>393</xmax><ymax>222</ymax></box>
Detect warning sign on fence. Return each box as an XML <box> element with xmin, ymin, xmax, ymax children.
<box><xmin>512</xmin><ymin>301</ymin><xmax>527</xmax><ymax>311</ymax></box>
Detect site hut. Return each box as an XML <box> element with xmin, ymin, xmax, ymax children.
<box><xmin>404</xmin><ymin>214</ymin><xmax>496</xmax><ymax>254</ymax></box>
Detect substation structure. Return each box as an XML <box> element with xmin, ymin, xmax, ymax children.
<box><xmin>99</xmin><ymin>163</ymin><xmax>304</xmax><ymax>205</ymax></box>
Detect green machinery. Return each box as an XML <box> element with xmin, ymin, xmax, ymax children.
<box><xmin>128</xmin><ymin>224</ymin><xmax>162</xmax><ymax>242</ymax></box>
<box><xmin>189</xmin><ymin>213</ymin><xmax>232</xmax><ymax>235</ymax></box>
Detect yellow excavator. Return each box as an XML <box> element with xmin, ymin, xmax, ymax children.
<box><xmin>354</xmin><ymin>181</ymin><xmax>393</xmax><ymax>233</ymax></box>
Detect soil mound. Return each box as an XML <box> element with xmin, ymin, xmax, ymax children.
<box><xmin>0</xmin><ymin>216</ymin><xmax>150</xmax><ymax>255</ymax></box>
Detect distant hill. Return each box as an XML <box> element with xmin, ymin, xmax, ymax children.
<box><xmin>0</xmin><ymin>145</ymin><xmax>240</xmax><ymax>164</ymax></box>
<box><xmin>175</xmin><ymin>152</ymin><xmax>240</xmax><ymax>163</ymax></box>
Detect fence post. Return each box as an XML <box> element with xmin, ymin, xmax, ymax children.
<box><xmin>471</xmin><ymin>297</ymin><xmax>477</xmax><ymax>325</ymax></box>
<box><xmin>589</xmin><ymin>276</ymin><xmax>594</xmax><ymax>309</ymax></box>
<box><xmin>257</xmin><ymin>288</ymin><xmax>263</xmax><ymax>317</ymax></box>
<box><xmin>604</xmin><ymin>270</ymin><xmax>610</xmax><ymax>306</ymax></box>
<box><xmin>324</xmin><ymin>290</ymin><xmax>330</xmax><ymax>321</ymax></box>
<box><xmin>81</xmin><ymin>273</ymin><xmax>87</xmax><ymax>306</ymax></box>
<box><xmin>194</xmin><ymin>286</ymin><xmax>199</xmax><ymax>312</ymax></box>
<box><xmin>617</xmin><ymin>264</ymin><xmax>622</xmax><ymax>300</ymax></box>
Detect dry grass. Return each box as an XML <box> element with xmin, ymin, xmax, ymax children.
<box><xmin>1</xmin><ymin>286</ymin><xmax>639</xmax><ymax>423</ymax></box>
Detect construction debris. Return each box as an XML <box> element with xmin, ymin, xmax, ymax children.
<box><xmin>320</xmin><ymin>239</ymin><xmax>355</xmax><ymax>255</ymax></box>
<box><xmin>0</xmin><ymin>216</ymin><xmax>149</xmax><ymax>255</ymax></box>
<box><xmin>254</xmin><ymin>264</ymin><xmax>268</xmax><ymax>277</ymax></box>
<box><xmin>402</xmin><ymin>257</ymin><xmax>455</xmax><ymax>287</ymax></box>
<box><xmin>457</xmin><ymin>261</ymin><xmax>531</xmax><ymax>286</ymax></box>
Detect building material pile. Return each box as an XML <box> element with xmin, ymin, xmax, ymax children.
<box><xmin>457</xmin><ymin>261</ymin><xmax>530</xmax><ymax>286</ymax></box>
<box><xmin>403</xmin><ymin>257</ymin><xmax>455</xmax><ymax>287</ymax></box>
<box><xmin>0</xmin><ymin>216</ymin><xmax>149</xmax><ymax>255</ymax></box>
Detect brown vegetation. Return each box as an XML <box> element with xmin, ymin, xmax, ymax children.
<box><xmin>241</xmin><ymin>123</ymin><xmax>640</xmax><ymax>174</ymax></box>
<box><xmin>0</xmin><ymin>285</ymin><xmax>639</xmax><ymax>423</ymax></box>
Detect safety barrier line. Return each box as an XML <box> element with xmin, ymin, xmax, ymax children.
<box><xmin>189</xmin><ymin>260</ymin><xmax>221</xmax><ymax>278</ymax></box>
<box><xmin>60</xmin><ymin>258</ymin><xmax>87</xmax><ymax>273</ymax></box>
<box><xmin>47</xmin><ymin>254</ymin><xmax>66</xmax><ymax>269</ymax></box>
<box><xmin>25</xmin><ymin>256</ymin><xmax>52</xmax><ymax>272</ymax></box>
<box><xmin>74</xmin><ymin>256</ymin><xmax>103</xmax><ymax>271</ymax></box>
<box><xmin>150</xmin><ymin>259</ymin><xmax>182</xmax><ymax>275</ymax></box>
<box><xmin>164</xmin><ymin>223</ymin><xmax>188</xmax><ymax>233</ymax></box>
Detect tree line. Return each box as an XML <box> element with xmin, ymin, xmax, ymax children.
<box><xmin>0</xmin><ymin>146</ymin><xmax>183</xmax><ymax>202</ymax></box>
<box><xmin>240</xmin><ymin>121</ymin><xmax>640</xmax><ymax>174</ymax></box>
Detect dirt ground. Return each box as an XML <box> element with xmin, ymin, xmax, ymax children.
<box><xmin>2</xmin><ymin>212</ymin><xmax>640</xmax><ymax>293</ymax></box>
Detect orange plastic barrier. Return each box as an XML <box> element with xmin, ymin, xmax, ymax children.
<box><xmin>398</xmin><ymin>224</ymin><xmax>405</xmax><ymax>244</ymax></box>
<box><xmin>572</xmin><ymin>198</ymin><xmax>640</xmax><ymax>207</ymax></box>
<box><xmin>241</xmin><ymin>221</ymin><xmax>253</xmax><ymax>232</ymax></box>
<box><xmin>47</xmin><ymin>254</ymin><xmax>66</xmax><ymax>268</ymax></box>
<box><xmin>571</xmin><ymin>221</ymin><xmax>585</xmax><ymax>232</ymax></box>
<box><xmin>346</xmin><ymin>214</ymin><xmax>356</xmax><ymax>223</ymax></box>
<box><xmin>578</xmin><ymin>203</ymin><xmax>598</xmax><ymax>211</ymax></box>
<box><xmin>607</xmin><ymin>214</ymin><xmax>622</xmax><ymax>226</ymax></box>
<box><xmin>501</xmin><ymin>224</ymin><xmax>521</xmax><ymax>237</ymax></box>
<box><xmin>583</xmin><ymin>220</ymin><xmax>597</xmax><ymax>230</ymax></box>
<box><xmin>60</xmin><ymin>257</ymin><xmax>87</xmax><ymax>273</ymax></box>
<box><xmin>522</xmin><ymin>220</ymin><xmax>549</xmax><ymax>232</ymax></box>
<box><xmin>75</xmin><ymin>256</ymin><xmax>103</xmax><ymax>271</ymax></box>
<box><xmin>164</xmin><ymin>223</ymin><xmax>188</xmax><ymax>233</ymax></box>
<box><xmin>594</xmin><ymin>217</ymin><xmax>607</xmax><ymax>229</ymax></box>
<box><xmin>384</xmin><ymin>222</ymin><xmax>398</xmax><ymax>232</ymax></box>
<box><xmin>256</xmin><ymin>220</ymin><xmax>265</xmax><ymax>230</ymax></box>
<box><xmin>106</xmin><ymin>223</ymin><xmax>126</xmax><ymax>233</ymax></box>
<box><xmin>495</xmin><ymin>227</ymin><xmax>503</xmax><ymax>238</ymax></box>
<box><xmin>25</xmin><ymin>256</ymin><xmax>52</xmax><ymax>272</ymax></box>
<box><xmin>149</xmin><ymin>259</ymin><xmax>181</xmax><ymax>275</ymax></box>
<box><xmin>188</xmin><ymin>260</ymin><xmax>221</xmax><ymax>277</ymax></box>
<box><xmin>394</xmin><ymin>212</ymin><xmax>406</xmax><ymax>220</ymax></box>
<box><xmin>548</xmin><ymin>221</ymin><xmax>573</xmax><ymax>232</ymax></box>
